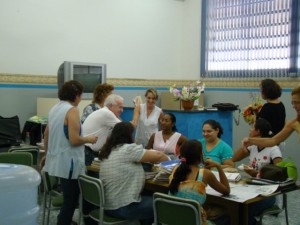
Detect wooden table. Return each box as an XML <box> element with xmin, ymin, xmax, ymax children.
<box><xmin>86</xmin><ymin>166</ymin><xmax>298</xmax><ymax>225</ymax></box>
<box><xmin>143</xmin><ymin>178</ymin><xmax>299</xmax><ymax>225</ymax></box>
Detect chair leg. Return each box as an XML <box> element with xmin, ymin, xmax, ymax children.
<box><xmin>46</xmin><ymin>198</ymin><xmax>52</xmax><ymax>225</ymax></box>
<box><xmin>283</xmin><ymin>193</ymin><xmax>289</xmax><ymax>225</ymax></box>
<box><xmin>42</xmin><ymin>192</ymin><xmax>47</xmax><ymax>225</ymax></box>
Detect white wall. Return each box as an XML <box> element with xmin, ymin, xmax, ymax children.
<box><xmin>0</xmin><ymin>0</ymin><xmax>201</xmax><ymax>79</ymax></box>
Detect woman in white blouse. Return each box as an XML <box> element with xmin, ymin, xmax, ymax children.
<box><xmin>131</xmin><ymin>88</ymin><xmax>163</xmax><ymax>147</ymax></box>
<box><xmin>146</xmin><ymin>113</ymin><xmax>186</xmax><ymax>158</ymax></box>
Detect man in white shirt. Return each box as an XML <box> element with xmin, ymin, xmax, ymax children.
<box><xmin>82</xmin><ymin>94</ymin><xmax>124</xmax><ymax>165</ymax></box>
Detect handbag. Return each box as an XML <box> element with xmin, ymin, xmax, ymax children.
<box><xmin>212</xmin><ymin>103</ymin><xmax>239</xmax><ymax>111</ymax></box>
<box><xmin>259</xmin><ymin>164</ymin><xmax>288</xmax><ymax>182</ymax></box>
<box><xmin>0</xmin><ymin>115</ymin><xmax>22</xmax><ymax>147</ymax></box>
<box><xmin>212</xmin><ymin>103</ymin><xmax>241</xmax><ymax>126</ymax></box>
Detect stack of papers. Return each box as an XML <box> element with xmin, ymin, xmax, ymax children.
<box><xmin>212</xmin><ymin>170</ymin><xmax>241</xmax><ymax>182</ymax></box>
<box><xmin>145</xmin><ymin>171</ymin><xmax>159</xmax><ymax>180</ymax></box>
<box><xmin>225</xmin><ymin>172</ymin><xmax>242</xmax><ymax>182</ymax></box>
<box><xmin>159</xmin><ymin>159</ymin><xmax>180</xmax><ymax>174</ymax></box>
<box><xmin>248</xmin><ymin>177</ymin><xmax>296</xmax><ymax>188</ymax></box>
<box><xmin>153</xmin><ymin>171</ymin><xmax>170</xmax><ymax>182</ymax></box>
<box><xmin>151</xmin><ymin>159</ymin><xmax>180</xmax><ymax>182</ymax></box>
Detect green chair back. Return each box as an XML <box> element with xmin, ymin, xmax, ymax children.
<box><xmin>0</xmin><ymin>152</ymin><xmax>33</xmax><ymax>167</ymax></box>
<box><xmin>8</xmin><ymin>146</ymin><xmax>39</xmax><ymax>166</ymax></box>
<box><xmin>78</xmin><ymin>174</ymin><xmax>129</xmax><ymax>224</ymax></box>
<box><xmin>153</xmin><ymin>192</ymin><xmax>202</xmax><ymax>225</ymax></box>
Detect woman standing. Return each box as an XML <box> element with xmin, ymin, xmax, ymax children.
<box><xmin>169</xmin><ymin>139</ymin><xmax>230</xmax><ymax>225</ymax></box>
<box><xmin>199</xmin><ymin>120</ymin><xmax>234</xmax><ymax>168</ymax></box>
<box><xmin>43</xmin><ymin>80</ymin><xmax>97</xmax><ymax>225</ymax></box>
<box><xmin>132</xmin><ymin>88</ymin><xmax>163</xmax><ymax>147</ymax></box>
<box><xmin>99</xmin><ymin>122</ymin><xmax>169</xmax><ymax>225</ymax></box>
<box><xmin>146</xmin><ymin>113</ymin><xmax>186</xmax><ymax>158</ymax></box>
<box><xmin>244</xmin><ymin>86</ymin><xmax>300</xmax><ymax>147</ymax></box>
<box><xmin>257</xmin><ymin>79</ymin><xmax>286</xmax><ymax>136</ymax></box>
<box><xmin>81</xmin><ymin>83</ymin><xmax>114</xmax><ymax>123</ymax></box>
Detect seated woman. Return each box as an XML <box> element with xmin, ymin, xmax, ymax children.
<box><xmin>98</xmin><ymin>122</ymin><xmax>169</xmax><ymax>225</ymax></box>
<box><xmin>232</xmin><ymin>118</ymin><xmax>282</xmax><ymax>176</ymax></box>
<box><xmin>199</xmin><ymin>119</ymin><xmax>234</xmax><ymax>168</ymax></box>
<box><xmin>233</xmin><ymin>118</ymin><xmax>282</xmax><ymax>225</ymax></box>
<box><xmin>169</xmin><ymin>139</ymin><xmax>230</xmax><ymax>225</ymax></box>
<box><xmin>146</xmin><ymin>113</ymin><xmax>187</xmax><ymax>159</ymax></box>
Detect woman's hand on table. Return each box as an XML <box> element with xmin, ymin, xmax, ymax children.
<box><xmin>204</xmin><ymin>159</ymin><xmax>220</xmax><ymax>169</ymax></box>
<box><xmin>244</xmin><ymin>166</ymin><xmax>257</xmax><ymax>177</ymax></box>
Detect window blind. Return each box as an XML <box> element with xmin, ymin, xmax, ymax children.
<box><xmin>201</xmin><ymin>0</ymin><xmax>299</xmax><ymax>79</ymax></box>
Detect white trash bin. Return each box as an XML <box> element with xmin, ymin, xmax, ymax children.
<box><xmin>0</xmin><ymin>163</ymin><xmax>41</xmax><ymax>225</ymax></box>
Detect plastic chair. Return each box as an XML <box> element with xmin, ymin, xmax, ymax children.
<box><xmin>0</xmin><ymin>152</ymin><xmax>33</xmax><ymax>166</ymax></box>
<box><xmin>78</xmin><ymin>174</ymin><xmax>130</xmax><ymax>225</ymax></box>
<box><xmin>153</xmin><ymin>192</ymin><xmax>202</xmax><ymax>225</ymax></box>
<box><xmin>8</xmin><ymin>145</ymin><xmax>40</xmax><ymax>168</ymax></box>
<box><xmin>41</xmin><ymin>170</ymin><xmax>63</xmax><ymax>225</ymax></box>
<box><xmin>255</xmin><ymin>193</ymin><xmax>288</xmax><ymax>225</ymax></box>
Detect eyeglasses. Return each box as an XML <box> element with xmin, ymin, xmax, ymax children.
<box><xmin>291</xmin><ymin>101</ymin><xmax>300</xmax><ymax>106</ymax></box>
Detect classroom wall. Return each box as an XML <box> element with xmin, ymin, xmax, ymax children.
<box><xmin>1</xmin><ymin>86</ymin><xmax>299</xmax><ymax>172</ymax></box>
<box><xmin>1</xmin><ymin>1</ymin><xmax>299</xmax><ymax>175</ymax></box>
<box><xmin>0</xmin><ymin>0</ymin><xmax>201</xmax><ymax>79</ymax></box>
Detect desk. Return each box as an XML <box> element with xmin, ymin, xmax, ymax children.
<box><xmin>86</xmin><ymin>166</ymin><xmax>298</xmax><ymax>225</ymax></box>
<box><xmin>143</xmin><ymin>178</ymin><xmax>299</xmax><ymax>225</ymax></box>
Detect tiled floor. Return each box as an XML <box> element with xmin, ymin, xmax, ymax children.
<box><xmin>38</xmin><ymin>190</ymin><xmax>300</xmax><ymax>225</ymax></box>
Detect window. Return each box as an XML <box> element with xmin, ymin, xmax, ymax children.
<box><xmin>200</xmin><ymin>0</ymin><xmax>300</xmax><ymax>79</ymax></box>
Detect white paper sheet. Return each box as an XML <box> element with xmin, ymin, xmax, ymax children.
<box><xmin>206</xmin><ymin>182</ymin><xmax>279</xmax><ymax>203</ymax></box>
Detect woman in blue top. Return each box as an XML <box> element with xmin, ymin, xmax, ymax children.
<box><xmin>199</xmin><ymin>120</ymin><xmax>234</xmax><ymax>168</ymax></box>
<box><xmin>43</xmin><ymin>80</ymin><xmax>98</xmax><ymax>225</ymax></box>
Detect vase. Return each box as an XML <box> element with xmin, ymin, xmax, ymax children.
<box><xmin>181</xmin><ymin>100</ymin><xmax>194</xmax><ymax>111</ymax></box>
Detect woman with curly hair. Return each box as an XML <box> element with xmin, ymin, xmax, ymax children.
<box><xmin>81</xmin><ymin>83</ymin><xmax>114</xmax><ymax>123</ymax></box>
<box><xmin>257</xmin><ymin>78</ymin><xmax>286</xmax><ymax>136</ymax></box>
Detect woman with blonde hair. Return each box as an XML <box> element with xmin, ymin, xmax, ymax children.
<box><xmin>132</xmin><ymin>88</ymin><xmax>163</xmax><ymax>147</ymax></box>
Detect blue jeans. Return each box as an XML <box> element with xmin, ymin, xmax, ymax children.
<box><xmin>105</xmin><ymin>195</ymin><xmax>154</xmax><ymax>225</ymax></box>
<box><xmin>57</xmin><ymin>178</ymin><xmax>80</xmax><ymax>225</ymax></box>
<box><xmin>247</xmin><ymin>196</ymin><xmax>276</xmax><ymax>225</ymax></box>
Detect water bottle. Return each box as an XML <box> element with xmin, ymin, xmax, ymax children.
<box><xmin>25</xmin><ymin>132</ymin><xmax>30</xmax><ymax>145</ymax></box>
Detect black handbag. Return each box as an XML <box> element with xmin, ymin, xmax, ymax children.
<box><xmin>212</xmin><ymin>103</ymin><xmax>239</xmax><ymax>111</ymax></box>
<box><xmin>212</xmin><ymin>103</ymin><xmax>241</xmax><ymax>125</ymax></box>
<box><xmin>0</xmin><ymin>115</ymin><xmax>22</xmax><ymax>147</ymax></box>
<box><xmin>260</xmin><ymin>164</ymin><xmax>288</xmax><ymax>182</ymax></box>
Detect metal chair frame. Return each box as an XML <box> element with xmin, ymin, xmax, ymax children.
<box><xmin>256</xmin><ymin>193</ymin><xmax>289</xmax><ymax>225</ymax></box>
<box><xmin>41</xmin><ymin>170</ymin><xmax>63</xmax><ymax>225</ymax></box>
<box><xmin>78</xmin><ymin>174</ymin><xmax>130</xmax><ymax>225</ymax></box>
<box><xmin>153</xmin><ymin>192</ymin><xmax>202</xmax><ymax>225</ymax></box>
<box><xmin>8</xmin><ymin>145</ymin><xmax>40</xmax><ymax>167</ymax></box>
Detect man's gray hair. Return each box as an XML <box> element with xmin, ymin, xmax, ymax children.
<box><xmin>104</xmin><ymin>94</ymin><xmax>124</xmax><ymax>106</ymax></box>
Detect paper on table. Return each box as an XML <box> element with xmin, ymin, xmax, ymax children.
<box><xmin>206</xmin><ymin>182</ymin><xmax>279</xmax><ymax>203</ymax></box>
<box><xmin>211</xmin><ymin>170</ymin><xmax>241</xmax><ymax>182</ymax></box>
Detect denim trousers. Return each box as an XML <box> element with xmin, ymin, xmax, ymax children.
<box><xmin>57</xmin><ymin>178</ymin><xmax>80</xmax><ymax>225</ymax></box>
<box><xmin>247</xmin><ymin>196</ymin><xmax>276</xmax><ymax>225</ymax></box>
<box><xmin>85</xmin><ymin>146</ymin><xmax>98</xmax><ymax>166</ymax></box>
<box><xmin>105</xmin><ymin>195</ymin><xmax>154</xmax><ymax>225</ymax></box>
